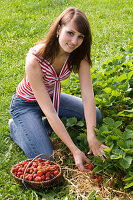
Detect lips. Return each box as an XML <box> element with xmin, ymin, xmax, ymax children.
<box><xmin>67</xmin><ymin>43</ymin><xmax>75</xmax><ymax>50</ymax></box>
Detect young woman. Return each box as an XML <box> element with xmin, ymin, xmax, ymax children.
<box><xmin>9</xmin><ymin>7</ymin><xmax>108</xmax><ymax>172</ymax></box>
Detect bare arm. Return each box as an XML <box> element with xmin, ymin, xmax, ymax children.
<box><xmin>25</xmin><ymin>54</ymin><xmax>90</xmax><ymax>171</ymax></box>
<box><xmin>79</xmin><ymin>60</ymin><xmax>108</xmax><ymax>158</ymax></box>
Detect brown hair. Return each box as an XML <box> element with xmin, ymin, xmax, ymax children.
<box><xmin>36</xmin><ymin>7</ymin><xmax>92</xmax><ymax>72</ymax></box>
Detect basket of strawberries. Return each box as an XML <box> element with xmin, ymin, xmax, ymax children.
<box><xmin>10</xmin><ymin>154</ymin><xmax>63</xmax><ymax>190</ymax></box>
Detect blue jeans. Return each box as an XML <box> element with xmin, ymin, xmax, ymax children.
<box><xmin>9</xmin><ymin>92</ymin><xmax>102</xmax><ymax>159</ymax></box>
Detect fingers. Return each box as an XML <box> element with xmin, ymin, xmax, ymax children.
<box><xmin>101</xmin><ymin>144</ymin><xmax>109</xmax><ymax>149</ymax></box>
<box><xmin>87</xmin><ymin>149</ymin><xmax>92</xmax><ymax>155</ymax></box>
<box><xmin>75</xmin><ymin>153</ymin><xmax>91</xmax><ymax>172</ymax></box>
<box><xmin>84</xmin><ymin>155</ymin><xmax>91</xmax><ymax>164</ymax></box>
<box><xmin>88</xmin><ymin>144</ymin><xmax>108</xmax><ymax>160</ymax></box>
<box><xmin>76</xmin><ymin>162</ymin><xmax>89</xmax><ymax>172</ymax></box>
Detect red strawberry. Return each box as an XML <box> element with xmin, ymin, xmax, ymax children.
<box><xmin>45</xmin><ymin>172</ymin><xmax>51</xmax><ymax>177</ymax></box>
<box><xmin>17</xmin><ymin>172</ymin><xmax>23</xmax><ymax>176</ymax></box>
<box><xmin>38</xmin><ymin>158</ymin><xmax>42</xmax><ymax>162</ymax></box>
<box><xmin>53</xmin><ymin>170</ymin><xmax>59</xmax><ymax>176</ymax></box>
<box><xmin>33</xmin><ymin>168</ymin><xmax>37</xmax><ymax>173</ymax></box>
<box><xmin>12</xmin><ymin>167</ymin><xmax>17</xmax><ymax>173</ymax></box>
<box><xmin>37</xmin><ymin>165</ymin><xmax>42</xmax><ymax>170</ymax></box>
<box><xmin>20</xmin><ymin>175</ymin><xmax>24</xmax><ymax>179</ymax></box>
<box><xmin>51</xmin><ymin>174</ymin><xmax>55</xmax><ymax>179</ymax></box>
<box><xmin>32</xmin><ymin>162</ymin><xmax>38</xmax><ymax>168</ymax></box>
<box><xmin>37</xmin><ymin>171</ymin><xmax>43</xmax><ymax>177</ymax></box>
<box><xmin>94</xmin><ymin>178</ymin><xmax>99</xmax><ymax>183</ymax></box>
<box><xmin>42</xmin><ymin>168</ymin><xmax>47</xmax><ymax>173</ymax></box>
<box><xmin>98</xmin><ymin>176</ymin><xmax>102</xmax><ymax>181</ymax></box>
<box><xmin>52</xmin><ymin>165</ymin><xmax>58</xmax><ymax>170</ymax></box>
<box><xmin>33</xmin><ymin>174</ymin><xmax>38</xmax><ymax>179</ymax></box>
<box><xmin>28</xmin><ymin>175</ymin><xmax>33</xmax><ymax>181</ymax></box>
<box><xmin>45</xmin><ymin>160</ymin><xmax>50</xmax><ymax>165</ymax></box>
<box><xmin>45</xmin><ymin>177</ymin><xmax>50</xmax><ymax>181</ymax></box>
<box><xmin>90</xmin><ymin>172</ymin><xmax>95</xmax><ymax>179</ymax></box>
<box><xmin>41</xmin><ymin>175</ymin><xmax>45</xmax><ymax>181</ymax></box>
<box><xmin>87</xmin><ymin>164</ymin><xmax>94</xmax><ymax>170</ymax></box>
<box><xmin>27</xmin><ymin>168</ymin><xmax>31</xmax><ymax>173</ymax></box>
<box><xmin>35</xmin><ymin>176</ymin><xmax>41</xmax><ymax>182</ymax></box>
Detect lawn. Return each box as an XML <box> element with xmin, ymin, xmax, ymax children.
<box><xmin>0</xmin><ymin>0</ymin><xmax>133</xmax><ymax>199</ymax></box>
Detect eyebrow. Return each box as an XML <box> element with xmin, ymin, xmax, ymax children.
<box><xmin>68</xmin><ymin>29</ymin><xmax>84</xmax><ymax>36</ymax></box>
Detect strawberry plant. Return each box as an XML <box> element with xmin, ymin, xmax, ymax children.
<box><xmin>61</xmin><ymin>46</ymin><xmax>133</xmax><ymax>193</ymax></box>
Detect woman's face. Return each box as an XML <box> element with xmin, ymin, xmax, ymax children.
<box><xmin>57</xmin><ymin>20</ymin><xmax>84</xmax><ymax>54</ymax></box>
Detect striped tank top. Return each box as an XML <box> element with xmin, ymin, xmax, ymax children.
<box><xmin>16</xmin><ymin>47</ymin><xmax>72</xmax><ymax>113</ymax></box>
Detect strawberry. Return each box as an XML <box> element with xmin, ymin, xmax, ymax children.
<box><xmin>17</xmin><ymin>172</ymin><xmax>23</xmax><ymax>176</ymax></box>
<box><xmin>12</xmin><ymin>167</ymin><xmax>17</xmax><ymax>173</ymax></box>
<box><xmin>32</xmin><ymin>162</ymin><xmax>38</xmax><ymax>168</ymax></box>
<box><xmin>51</xmin><ymin>174</ymin><xmax>55</xmax><ymax>179</ymax></box>
<box><xmin>33</xmin><ymin>174</ymin><xmax>38</xmax><ymax>179</ymax></box>
<box><xmin>45</xmin><ymin>177</ymin><xmax>50</xmax><ymax>181</ymax></box>
<box><xmin>45</xmin><ymin>160</ymin><xmax>50</xmax><ymax>165</ymax></box>
<box><xmin>28</xmin><ymin>175</ymin><xmax>33</xmax><ymax>181</ymax></box>
<box><xmin>33</xmin><ymin>168</ymin><xmax>37</xmax><ymax>173</ymax></box>
<box><xmin>90</xmin><ymin>172</ymin><xmax>95</xmax><ymax>179</ymax></box>
<box><xmin>53</xmin><ymin>170</ymin><xmax>59</xmax><ymax>176</ymax></box>
<box><xmin>87</xmin><ymin>164</ymin><xmax>94</xmax><ymax>170</ymax></box>
<box><xmin>38</xmin><ymin>158</ymin><xmax>42</xmax><ymax>162</ymax></box>
<box><xmin>37</xmin><ymin>171</ymin><xmax>43</xmax><ymax>177</ymax></box>
<box><xmin>35</xmin><ymin>176</ymin><xmax>41</xmax><ymax>182</ymax></box>
<box><xmin>45</xmin><ymin>172</ymin><xmax>51</xmax><ymax>177</ymax></box>
<box><xmin>37</xmin><ymin>165</ymin><xmax>42</xmax><ymax>170</ymax></box>
<box><xmin>42</xmin><ymin>168</ymin><xmax>47</xmax><ymax>173</ymax></box>
<box><xmin>52</xmin><ymin>165</ymin><xmax>58</xmax><ymax>170</ymax></box>
<box><xmin>27</xmin><ymin>168</ymin><xmax>31</xmax><ymax>173</ymax></box>
<box><xmin>94</xmin><ymin>178</ymin><xmax>99</xmax><ymax>183</ymax></box>
<box><xmin>41</xmin><ymin>175</ymin><xmax>45</xmax><ymax>181</ymax></box>
<box><xmin>20</xmin><ymin>175</ymin><xmax>24</xmax><ymax>179</ymax></box>
<box><xmin>98</xmin><ymin>176</ymin><xmax>102</xmax><ymax>181</ymax></box>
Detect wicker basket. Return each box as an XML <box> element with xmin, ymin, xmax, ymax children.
<box><xmin>10</xmin><ymin>154</ymin><xmax>63</xmax><ymax>190</ymax></box>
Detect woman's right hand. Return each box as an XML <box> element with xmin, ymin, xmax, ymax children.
<box><xmin>73</xmin><ymin>149</ymin><xmax>91</xmax><ymax>172</ymax></box>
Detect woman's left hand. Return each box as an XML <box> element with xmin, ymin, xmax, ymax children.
<box><xmin>87</xmin><ymin>133</ymin><xmax>108</xmax><ymax>160</ymax></box>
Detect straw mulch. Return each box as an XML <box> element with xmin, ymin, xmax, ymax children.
<box><xmin>52</xmin><ymin>138</ymin><xmax>133</xmax><ymax>200</ymax></box>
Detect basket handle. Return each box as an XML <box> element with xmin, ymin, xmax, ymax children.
<box><xmin>22</xmin><ymin>153</ymin><xmax>49</xmax><ymax>187</ymax></box>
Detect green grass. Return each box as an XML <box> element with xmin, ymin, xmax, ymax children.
<box><xmin>0</xmin><ymin>0</ymin><xmax>133</xmax><ymax>199</ymax></box>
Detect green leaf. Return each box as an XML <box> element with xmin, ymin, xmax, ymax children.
<box><xmin>114</xmin><ymin>121</ymin><xmax>122</xmax><ymax>128</ymax></box>
<box><xmin>103</xmin><ymin>87</ymin><xmax>112</xmax><ymax>94</ymax></box>
<box><xmin>119</xmin><ymin>156</ymin><xmax>132</xmax><ymax>169</ymax></box>
<box><xmin>96</xmin><ymin>197</ymin><xmax>103</xmax><ymax>200</ymax></box>
<box><xmin>124</xmin><ymin>129</ymin><xmax>133</xmax><ymax>139</ymax></box>
<box><xmin>103</xmin><ymin>117</ymin><xmax>114</xmax><ymax>126</ymax></box>
<box><xmin>104</xmin><ymin>145</ymin><xmax>113</xmax><ymax>154</ymax></box>
<box><xmin>76</xmin><ymin>120</ymin><xmax>85</xmax><ymax>127</ymax></box>
<box><xmin>66</xmin><ymin>117</ymin><xmax>77</xmax><ymax>127</ymax></box>
<box><xmin>80</xmin><ymin>133</ymin><xmax>87</xmax><ymax>139</ymax></box>
<box><xmin>111</xmin><ymin>155</ymin><xmax>123</xmax><ymax>160</ymax></box>
<box><xmin>88</xmin><ymin>190</ymin><xmax>97</xmax><ymax>199</ymax></box>
<box><xmin>117</xmin><ymin>73</ymin><xmax>127</xmax><ymax>82</ymax></box>
<box><xmin>106</xmin><ymin>135</ymin><xmax>119</xmax><ymax>143</ymax></box>
<box><xmin>93</xmin><ymin>166</ymin><xmax>103</xmax><ymax>173</ymax></box>
<box><xmin>124</xmin><ymin>181</ymin><xmax>133</xmax><ymax>189</ymax></box>
<box><xmin>127</xmin><ymin>140</ymin><xmax>133</xmax><ymax>147</ymax></box>
<box><xmin>111</xmin><ymin>90</ymin><xmax>121</xmax><ymax>97</ymax></box>
<box><xmin>120</xmin><ymin>147</ymin><xmax>133</xmax><ymax>154</ymax></box>
<box><xmin>123</xmin><ymin>176</ymin><xmax>133</xmax><ymax>182</ymax></box>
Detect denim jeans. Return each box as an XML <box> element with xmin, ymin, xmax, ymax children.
<box><xmin>9</xmin><ymin>92</ymin><xmax>102</xmax><ymax>159</ymax></box>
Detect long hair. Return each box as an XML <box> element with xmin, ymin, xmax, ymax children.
<box><xmin>36</xmin><ymin>7</ymin><xmax>92</xmax><ymax>72</ymax></box>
